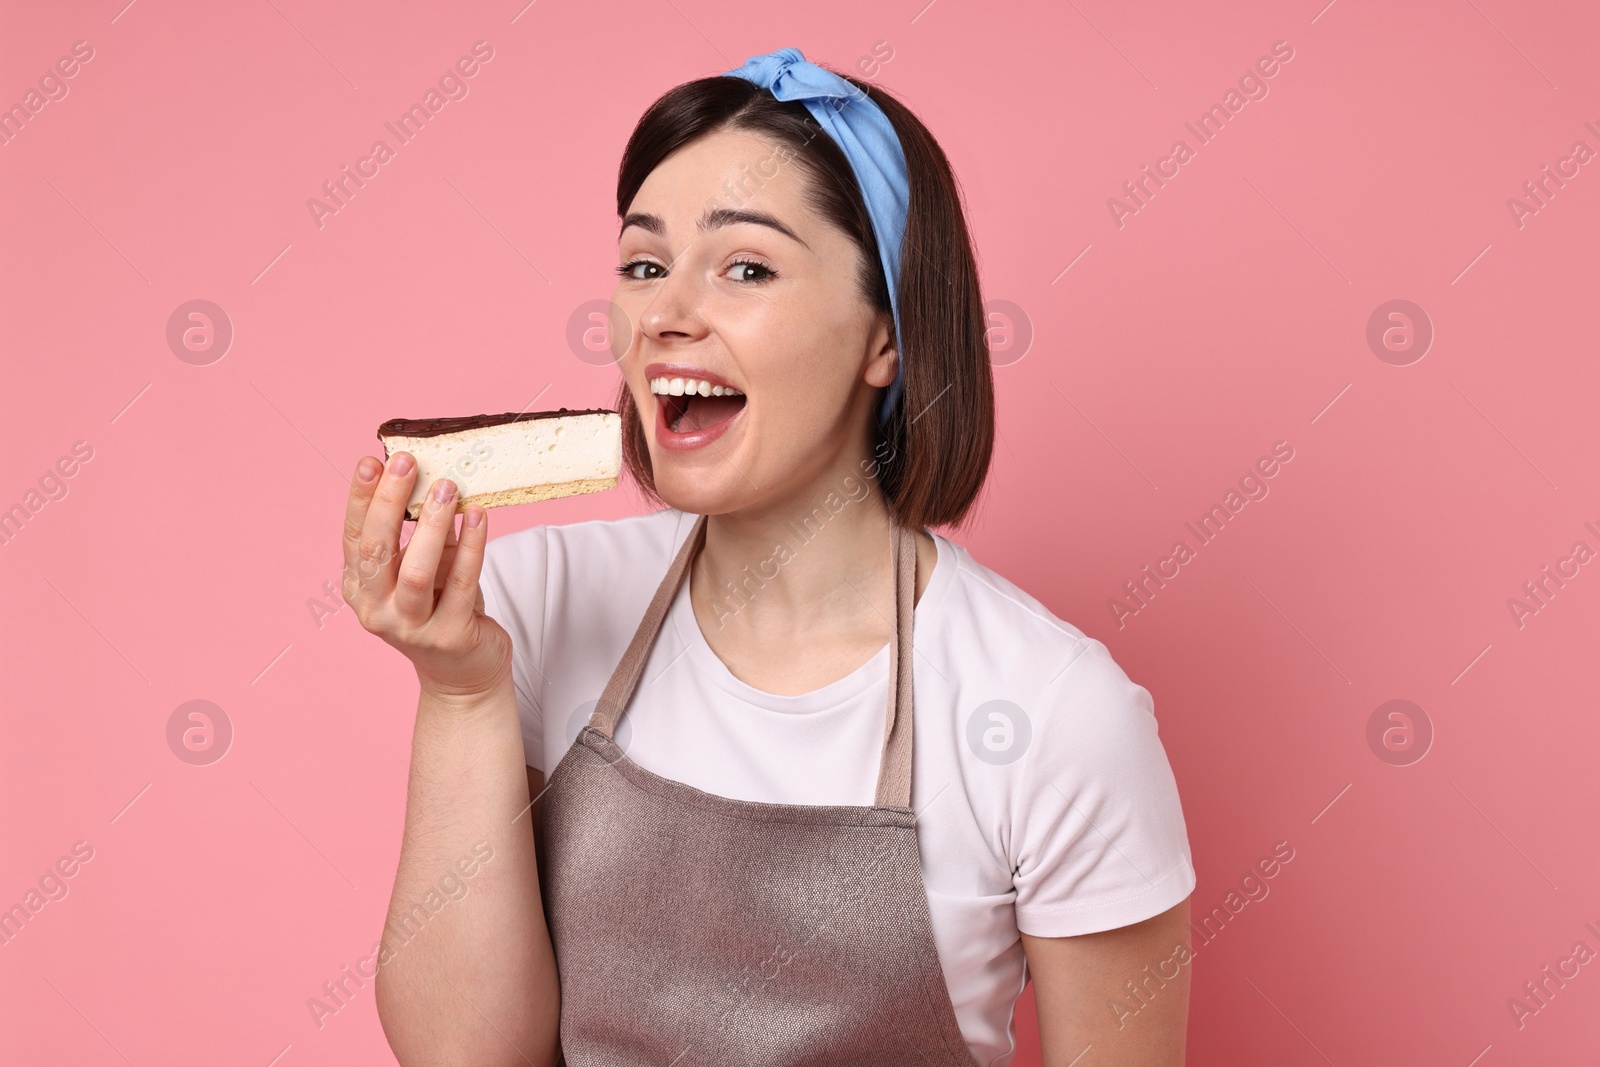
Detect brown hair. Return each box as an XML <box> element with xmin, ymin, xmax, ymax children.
<box><xmin>613</xmin><ymin>62</ymin><xmax>994</xmax><ymax>531</ymax></box>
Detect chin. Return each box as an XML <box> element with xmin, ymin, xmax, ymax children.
<box><xmin>652</xmin><ymin>481</ymin><xmax>740</xmax><ymax>517</ymax></box>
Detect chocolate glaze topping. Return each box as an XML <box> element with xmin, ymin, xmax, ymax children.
<box><xmin>377</xmin><ymin>407</ymin><xmax>616</xmax><ymax>440</ymax></box>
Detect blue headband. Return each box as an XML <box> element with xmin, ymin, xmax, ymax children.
<box><xmin>722</xmin><ymin>47</ymin><xmax>910</xmax><ymax>426</ymax></box>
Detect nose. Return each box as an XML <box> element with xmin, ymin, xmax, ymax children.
<box><xmin>638</xmin><ymin>254</ymin><xmax>710</xmax><ymax>345</ymax></box>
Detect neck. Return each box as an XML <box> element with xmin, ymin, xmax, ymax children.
<box><xmin>691</xmin><ymin>460</ymin><xmax>900</xmax><ymax>638</ymax></box>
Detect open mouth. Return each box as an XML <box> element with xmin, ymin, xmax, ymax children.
<box><xmin>662</xmin><ymin>391</ymin><xmax>746</xmax><ymax>433</ymax></box>
<box><xmin>651</xmin><ymin>375</ymin><xmax>747</xmax><ymax>436</ymax></box>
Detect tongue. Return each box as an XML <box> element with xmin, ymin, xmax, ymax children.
<box><xmin>678</xmin><ymin>393</ymin><xmax>745</xmax><ymax>432</ymax></box>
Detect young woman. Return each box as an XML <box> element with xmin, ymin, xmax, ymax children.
<box><xmin>347</xmin><ymin>47</ymin><xmax>1195</xmax><ymax>1067</ymax></box>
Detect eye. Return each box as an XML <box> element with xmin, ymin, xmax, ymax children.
<box><xmin>615</xmin><ymin>259</ymin><xmax>664</xmax><ymax>281</ymax></box>
<box><xmin>726</xmin><ymin>258</ymin><xmax>777</xmax><ymax>284</ymax></box>
<box><xmin>613</xmin><ymin>257</ymin><xmax>779</xmax><ymax>284</ymax></box>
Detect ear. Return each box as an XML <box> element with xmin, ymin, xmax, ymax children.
<box><xmin>862</xmin><ymin>309</ymin><xmax>899</xmax><ymax>389</ymax></box>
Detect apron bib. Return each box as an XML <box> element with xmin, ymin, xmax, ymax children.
<box><xmin>539</xmin><ymin>512</ymin><xmax>981</xmax><ymax>1065</ymax></box>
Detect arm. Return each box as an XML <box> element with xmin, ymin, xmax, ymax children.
<box><xmin>341</xmin><ymin>452</ymin><xmax>560</xmax><ymax>1066</ymax></box>
<box><xmin>1023</xmin><ymin>896</ymin><xmax>1191</xmax><ymax>1066</ymax></box>
<box><xmin>374</xmin><ymin>687</ymin><xmax>561</xmax><ymax>1067</ymax></box>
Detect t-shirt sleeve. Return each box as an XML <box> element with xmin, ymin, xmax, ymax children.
<box><xmin>1010</xmin><ymin>638</ymin><xmax>1196</xmax><ymax>938</ymax></box>
<box><xmin>477</xmin><ymin>525</ymin><xmax>550</xmax><ymax>772</ymax></box>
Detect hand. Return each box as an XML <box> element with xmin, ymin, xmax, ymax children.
<box><xmin>342</xmin><ymin>452</ymin><xmax>513</xmax><ymax>700</ymax></box>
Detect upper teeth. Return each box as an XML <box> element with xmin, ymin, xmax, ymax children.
<box><xmin>650</xmin><ymin>376</ymin><xmax>743</xmax><ymax>398</ymax></box>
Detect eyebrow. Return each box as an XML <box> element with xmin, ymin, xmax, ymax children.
<box><xmin>619</xmin><ymin>206</ymin><xmax>810</xmax><ymax>249</ymax></box>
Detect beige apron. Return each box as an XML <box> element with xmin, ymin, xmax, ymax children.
<box><xmin>538</xmin><ymin>512</ymin><xmax>982</xmax><ymax>1065</ymax></box>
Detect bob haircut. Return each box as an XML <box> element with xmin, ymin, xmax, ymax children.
<box><xmin>612</xmin><ymin>62</ymin><xmax>994</xmax><ymax>531</ymax></box>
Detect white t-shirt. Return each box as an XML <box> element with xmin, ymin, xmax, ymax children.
<box><xmin>479</xmin><ymin>507</ymin><xmax>1195</xmax><ymax>1066</ymax></box>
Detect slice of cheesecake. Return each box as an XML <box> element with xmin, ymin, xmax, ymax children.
<box><xmin>377</xmin><ymin>408</ymin><xmax>621</xmax><ymax>519</ymax></box>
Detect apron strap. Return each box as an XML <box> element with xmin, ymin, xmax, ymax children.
<box><xmin>587</xmin><ymin>511</ymin><xmax>919</xmax><ymax>811</ymax></box>
<box><xmin>589</xmin><ymin>511</ymin><xmax>708</xmax><ymax>739</ymax></box>
<box><xmin>875</xmin><ymin>523</ymin><xmax>917</xmax><ymax>809</ymax></box>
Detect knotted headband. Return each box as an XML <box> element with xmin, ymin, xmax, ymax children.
<box><xmin>722</xmin><ymin>47</ymin><xmax>910</xmax><ymax>425</ymax></box>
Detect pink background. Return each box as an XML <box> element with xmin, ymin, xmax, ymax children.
<box><xmin>4</xmin><ymin>0</ymin><xmax>1598</xmax><ymax>1063</ymax></box>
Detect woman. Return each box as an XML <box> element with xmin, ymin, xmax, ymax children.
<box><xmin>346</xmin><ymin>47</ymin><xmax>1195</xmax><ymax>1066</ymax></box>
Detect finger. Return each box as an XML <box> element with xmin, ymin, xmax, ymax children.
<box><xmin>435</xmin><ymin>504</ymin><xmax>489</xmax><ymax>625</ymax></box>
<box><xmin>341</xmin><ymin>456</ymin><xmax>384</xmax><ymax>597</ymax></box>
<box><xmin>434</xmin><ymin>505</ymin><xmax>461</xmax><ymax>590</ymax></box>
<box><xmin>394</xmin><ymin>478</ymin><xmax>458</xmax><ymax>619</ymax></box>
<box><xmin>354</xmin><ymin>451</ymin><xmax>417</xmax><ymax>602</ymax></box>
<box><xmin>433</xmin><ymin>533</ymin><xmax>461</xmax><ymax>598</ymax></box>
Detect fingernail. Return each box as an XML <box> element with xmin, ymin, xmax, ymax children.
<box><xmin>432</xmin><ymin>480</ymin><xmax>456</xmax><ymax>505</ymax></box>
<box><xmin>464</xmin><ymin>507</ymin><xmax>483</xmax><ymax>529</ymax></box>
<box><xmin>390</xmin><ymin>452</ymin><xmax>414</xmax><ymax>476</ymax></box>
<box><xmin>356</xmin><ymin>458</ymin><xmax>380</xmax><ymax>482</ymax></box>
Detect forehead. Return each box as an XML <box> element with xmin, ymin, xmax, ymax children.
<box><xmin>625</xmin><ymin>128</ymin><xmax>816</xmax><ymax>233</ymax></box>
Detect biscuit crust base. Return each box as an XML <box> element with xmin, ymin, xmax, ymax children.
<box><xmin>404</xmin><ymin>476</ymin><xmax>619</xmax><ymax>520</ymax></box>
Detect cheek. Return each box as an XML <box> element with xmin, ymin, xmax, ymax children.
<box><xmin>752</xmin><ymin>315</ymin><xmax>864</xmax><ymax>421</ymax></box>
<box><xmin>610</xmin><ymin>285</ymin><xmax>644</xmax><ymax>354</ymax></box>
<box><xmin>750</xmin><ymin>347</ymin><xmax>861</xmax><ymax>444</ymax></box>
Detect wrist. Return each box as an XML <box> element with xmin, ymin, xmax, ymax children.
<box><xmin>416</xmin><ymin>670</ymin><xmax>515</xmax><ymax>716</ymax></box>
